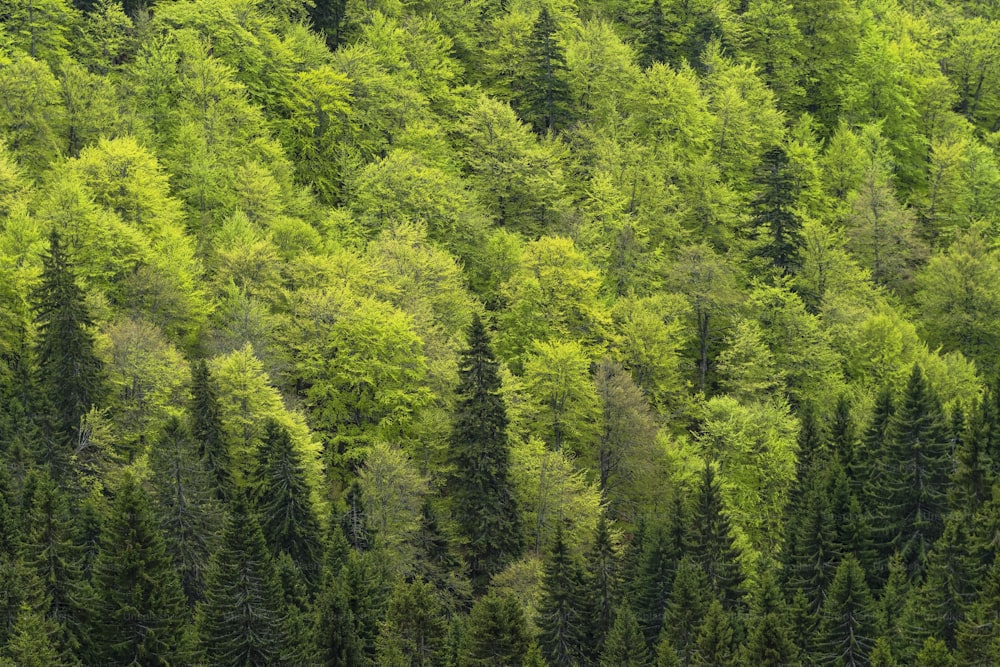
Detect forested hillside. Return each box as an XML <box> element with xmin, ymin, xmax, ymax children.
<box><xmin>2</xmin><ymin>0</ymin><xmax>1000</xmax><ymax>663</ymax></box>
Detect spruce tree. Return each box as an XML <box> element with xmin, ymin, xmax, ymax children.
<box><xmin>661</xmin><ymin>556</ymin><xmax>709</xmax><ymax>662</ymax></box>
<box><xmin>32</xmin><ymin>230</ymin><xmax>105</xmax><ymax>477</ymax></box>
<box><xmin>375</xmin><ymin>579</ymin><xmax>448</xmax><ymax>667</ymax></box>
<box><xmin>783</xmin><ymin>459</ymin><xmax>838</xmax><ymax>614</ymax></box>
<box><xmin>876</xmin><ymin>366</ymin><xmax>951</xmax><ymax>579</ymax></box>
<box><xmin>816</xmin><ymin>554</ymin><xmax>875</xmax><ymax>666</ymax></box>
<box><xmin>600</xmin><ymin>604</ymin><xmax>652</xmax><ymax>667</ymax></box>
<box><xmin>750</xmin><ymin>146</ymin><xmax>804</xmax><ymax>273</ymax></box>
<box><xmin>950</xmin><ymin>396</ymin><xmax>994</xmax><ymax>515</ymax></box>
<box><xmin>691</xmin><ymin>599</ymin><xmax>736</xmax><ymax>667</ymax></box>
<box><xmin>308</xmin><ymin>0</ymin><xmax>347</xmax><ymax>50</ymax></box>
<box><xmin>190</xmin><ymin>360</ymin><xmax>233</xmax><ymax>502</ymax></box>
<box><xmin>341</xmin><ymin>479</ymin><xmax>373</xmax><ymax>552</ymax></box>
<box><xmin>514</xmin><ymin>7</ymin><xmax>572</xmax><ymax>134</ymax></box>
<box><xmin>449</xmin><ymin>315</ymin><xmax>522</xmax><ymax>592</ymax></box>
<box><xmin>148</xmin><ymin>415</ymin><xmax>220</xmax><ymax>603</ymax></box>
<box><xmin>956</xmin><ymin>555</ymin><xmax>1000</xmax><ymax>662</ymax></box>
<box><xmin>740</xmin><ymin>568</ymin><xmax>798</xmax><ymax>665</ymax></box>
<box><xmin>461</xmin><ymin>591</ymin><xmax>532</xmax><ymax>666</ymax></box>
<box><xmin>197</xmin><ymin>495</ymin><xmax>290</xmax><ymax>666</ymax></box>
<box><xmin>585</xmin><ymin>514</ymin><xmax>619</xmax><ymax>655</ymax></box>
<box><xmin>691</xmin><ymin>463</ymin><xmax>743</xmax><ymax>608</ymax></box>
<box><xmin>537</xmin><ymin>527</ymin><xmax>587</xmax><ymax>666</ymax></box>
<box><xmin>253</xmin><ymin>419</ymin><xmax>324</xmax><ymax>588</ymax></box>
<box><xmin>87</xmin><ymin>474</ymin><xmax>192</xmax><ymax>666</ymax></box>
<box><xmin>313</xmin><ymin>576</ymin><xmax>363</xmax><ymax>666</ymax></box>
<box><xmin>633</xmin><ymin>517</ymin><xmax>680</xmax><ymax>644</ymax></box>
<box><xmin>638</xmin><ymin>0</ymin><xmax>669</xmax><ymax>68</ymax></box>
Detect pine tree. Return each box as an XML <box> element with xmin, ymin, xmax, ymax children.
<box><xmin>87</xmin><ymin>474</ymin><xmax>192</xmax><ymax>666</ymax></box>
<box><xmin>816</xmin><ymin>554</ymin><xmax>875</xmax><ymax>666</ymax></box>
<box><xmin>691</xmin><ymin>599</ymin><xmax>735</xmax><ymax>666</ymax></box>
<box><xmin>449</xmin><ymin>315</ymin><xmax>522</xmax><ymax>592</ymax></box>
<box><xmin>585</xmin><ymin>514</ymin><xmax>618</xmax><ymax>656</ymax></box>
<box><xmin>661</xmin><ymin>556</ymin><xmax>709</xmax><ymax>662</ymax></box>
<box><xmin>313</xmin><ymin>576</ymin><xmax>363</xmax><ymax>666</ymax></box>
<box><xmin>691</xmin><ymin>463</ymin><xmax>743</xmax><ymax>608</ymax></box>
<box><xmin>197</xmin><ymin>495</ymin><xmax>290</xmax><ymax>666</ymax></box>
<box><xmin>308</xmin><ymin>0</ymin><xmax>347</xmax><ymax>50</ymax></box>
<box><xmin>600</xmin><ymin>604</ymin><xmax>652</xmax><ymax>667</ymax></box>
<box><xmin>876</xmin><ymin>366</ymin><xmax>951</xmax><ymax>579</ymax></box>
<box><xmin>956</xmin><ymin>555</ymin><xmax>1000</xmax><ymax>663</ymax></box>
<box><xmin>638</xmin><ymin>0</ymin><xmax>669</xmax><ymax>68</ymax></box>
<box><xmin>537</xmin><ymin>527</ymin><xmax>587</xmax><ymax>666</ymax></box>
<box><xmin>750</xmin><ymin>146</ymin><xmax>804</xmax><ymax>272</ymax></box>
<box><xmin>190</xmin><ymin>360</ymin><xmax>233</xmax><ymax>502</ymax></box>
<box><xmin>916</xmin><ymin>636</ymin><xmax>953</xmax><ymax>667</ymax></box>
<box><xmin>514</xmin><ymin>7</ymin><xmax>572</xmax><ymax>134</ymax></box>
<box><xmin>253</xmin><ymin>419</ymin><xmax>324</xmax><ymax>588</ymax></box>
<box><xmin>148</xmin><ymin>415</ymin><xmax>220</xmax><ymax>603</ymax></box>
<box><xmin>32</xmin><ymin>230</ymin><xmax>105</xmax><ymax>477</ymax></box>
<box><xmin>633</xmin><ymin>517</ymin><xmax>680</xmax><ymax>644</ymax></box>
<box><xmin>783</xmin><ymin>459</ymin><xmax>838</xmax><ymax>614</ymax></box>
<box><xmin>341</xmin><ymin>480</ymin><xmax>373</xmax><ymax>552</ymax></box>
<box><xmin>461</xmin><ymin>591</ymin><xmax>532</xmax><ymax>666</ymax></box>
<box><xmin>1</xmin><ymin>603</ymin><xmax>59</xmax><ymax>667</ymax></box>
<box><xmin>740</xmin><ymin>568</ymin><xmax>798</xmax><ymax>665</ymax></box>
<box><xmin>951</xmin><ymin>396</ymin><xmax>994</xmax><ymax>515</ymax></box>
<box><xmin>375</xmin><ymin>579</ymin><xmax>448</xmax><ymax>667</ymax></box>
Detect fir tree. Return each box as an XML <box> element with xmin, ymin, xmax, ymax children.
<box><xmin>1</xmin><ymin>603</ymin><xmax>59</xmax><ymax>667</ymax></box>
<box><xmin>190</xmin><ymin>360</ymin><xmax>233</xmax><ymax>502</ymax></box>
<box><xmin>253</xmin><ymin>419</ymin><xmax>324</xmax><ymax>587</ymax></box>
<box><xmin>537</xmin><ymin>527</ymin><xmax>587</xmax><ymax>666</ymax></box>
<box><xmin>32</xmin><ymin>230</ymin><xmax>105</xmax><ymax>476</ymax></box>
<box><xmin>341</xmin><ymin>480</ymin><xmax>373</xmax><ymax>552</ymax></box>
<box><xmin>816</xmin><ymin>554</ymin><xmax>875</xmax><ymax>666</ymax></box>
<box><xmin>750</xmin><ymin>146</ymin><xmax>804</xmax><ymax>273</ymax></box>
<box><xmin>783</xmin><ymin>459</ymin><xmax>838</xmax><ymax>614</ymax></box>
<box><xmin>691</xmin><ymin>599</ymin><xmax>735</xmax><ymax>667</ymax></box>
<box><xmin>661</xmin><ymin>556</ymin><xmax>709</xmax><ymax>662</ymax></box>
<box><xmin>148</xmin><ymin>415</ymin><xmax>220</xmax><ymax>604</ymax></box>
<box><xmin>633</xmin><ymin>517</ymin><xmax>680</xmax><ymax>644</ymax></box>
<box><xmin>869</xmin><ymin>637</ymin><xmax>898</xmax><ymax>667</ymax></box>
<box><xmin>950</xmin><ymin>396</ymin><xmax>994</xmax><ymax>515</ymax></box>
<box><xmin>691</xmin><ymin>463</ymin><xmax>743</xmax><ymax>608</ymax></box>
<box><xmin>956</xmin><ymin>555</ymin><xmax>1000</xmax><ymax>663</ymax></box>
<box><xmin>375</xmin><ymin>579</ymin><xmax>448</xmax><ymax>667</ymax></box>
<box><xmin>197</xmin><ymin>495</ymin><xmax>290</xmax><ymax>666</ymax></box>
<box><xmin>862</xmin><ymin>385</ymin><xmax>895</xmax><ymax>518</ymax></box>
<box><xmin>915</xmin><ymin>636</ymin><xmax>953</xmax><ymax>667</ymax></box>
<box><xmin>514</xmin><ymin>7</ymin><xmax>572</xmax><ymax>134</ymax></box>
<box><xmin>449</xmin><ymin>315</ymin><xmax>522</xmax><ymax>592</ymax></box>
<box><xmin>461</xmin><ymin>591</ymin><xmax>532</xmax><ymax>666</ymax></box>
<box><xmin>313</xmin><ymin>577</ymin><xmax>363</xmax><ymax>666</ymax></box>
<box><xmin>339</xmin><ymin>549</ymin><xmax>393</xmax><ymax>662</ymax></box>
<box><xmin>876</xmin><ymin>366</ymin><xmax>951</xmax><ymax>579</ymax></box>
<box><xmin>308</xmin><ymin>0</ymin><xmax>347</xmax><ymax>50</ymax></box>
<box><xmin>585</xmin><ymin>514</ymin><xmax>619</xmax><ymax>656</ymax></box>
<box><xmin>638</xmin><ymin>0</ymin><xmax>669</xmax><ymax>68</ymax></box>
<box><xmin>87</xmin><ymin>474</ymin><xmax>192</xmax><ymax>666</ymax></box>
<box><xmin>740</xmin><ymin>568</ymin><xmax>798</xmax><ymax>665</ymax></box>
<box><xmin>600</xmin><ymin>604</ymin><xmax>652</xmax><ymax>667</ymax></box>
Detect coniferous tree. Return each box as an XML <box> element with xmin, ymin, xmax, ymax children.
<box><xmin>874</xmin><ymin>554</ymin><xmax>910</xmax><ymax>660</ymax></box>
<box><xmin>87</xmin><ymin>474</ymin><xmax>192</xmax><ymax>666</ymax></box>
<box><xmin>638</xmin><ymin>0</ymin><xmax>669</xmax><ymax>68</ymax></box>
<box><xmin>816</xmin><ymin>554</ymin><xmax>875</xmax><ymax>666</ymax></box>
<box><xmin>514</xmin><ymin>7</ymin><xmax>572</xmax><ymax>134</ymax></box>
<box><xmin>253</xmin><ymin>419</ymin><xmax>324</xmax><ymax>587</ymax></box>
<box><xmin>600</xmin><ymin>604</ymin><xmax>652</xmax><ymax>667</ymax></box>
<box><xmin>956</xmin><ymin>555</ymin><xmax>1000</xmax><ymax>663</ymax></box>
<box><xmin>32</xmin><ymin>230</ymin><xmax>105</xmax><ymax>477</ymax></box>
<box><xmin>313</xmin><ymin>576</ymin><xmax>363</xmax><ymax>666</ymax></box>
<box><xmin>308</xmin><ymin>0</ymin><xmax>347</xmax><ymax>50</ymax></box>
<box><xmin>449</xmin><ymin>315</ymin><xmax>522</xmax><ymax>592</ymax></box>
<box><xmin>585</xmin><ymin>514</ymin><xmax>618</xmax><ymax>656</ymax></box>
<box><xmin>148</xmin><ymin>415</ymin><xmax>220</xmax><ymax>604</ymax></box>
<box><xmin>197</xmin><ymin>495</ymin><xmax>290</xmax><ymax>666</ymax></box>
<box><xmin>951</xmin><ymin>396</ymin><xmax>994</xmax><ymax>515</ymax></box>
<box><xmin>190</xmin><ymin>360</ymin><xmax>233</xmax><ymax>502</ymax></box>
<box><xmin>341</xmin><ymin>480</ymin><xmax>373</xmax><ymax>552</ymax></box>
<box><xmin>661</xmin><ymin>556</ymin><xmax>709</xmax><ymax>662</ymax></box>
<box><xmin>633</xmin><ymin>517</ymin><xmax>680</xmax><ymax>645</ymax></box>
<box><xmin>784</xmin><ymin>459</ymin><xmax>839</xmax><ymax>614</ymax></box>
<box><xmin>339</xmin><ymin>549</ymin><xmax>393</xmax><ymax>662</ymax></box>
<box><xmin>876</xmin><ymin>366</ymin><xmax>951</xmax><ymax>579</ymax></box>
<box><xmin>740</xmin><ymin>568</ymin><xmax>798</xmax><ymax>665</ymax></box>
<box><xmin>537</xmin><ymin>527</ymin><xmax>587</xmax><ymax>666</ymax></box>
<box><xmin>750</xmin><ymin>146</ymin><xmax>804</xmax><ymax>273</ymax></box>
<box><xmin>461</xmin><ymin>591</ymin><xmax>532</xmax><ymax>666</ymax></box>
<box><xmin>691</xmin><ymin>599</ymin><xmax>736</xmax><ymax>667</ymax></box>
<box><xmin>691</xmin><ymin>463</ymin><xmax>743</xmax><ymax>608</ymax></box>
<box><xmin>375</xmin><ymin>579</ymin><xmax>448</xmax><ymax>667</ymax></box>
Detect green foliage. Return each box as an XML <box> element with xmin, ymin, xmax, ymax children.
<box><xmin>600</xmin><ymin>604</ymin><xmax>651</xmax><ymax>666</ymax></box>
<box><xmin>459</xmin><ymin>591</ymin><xmax>533</xmax><ymax>667</ymax></box>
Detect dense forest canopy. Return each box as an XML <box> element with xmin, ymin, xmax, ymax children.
<box><xmin>2</xmin><ymin>0</ymin><xmax>1000</xmax><ymax>663</ymax></box>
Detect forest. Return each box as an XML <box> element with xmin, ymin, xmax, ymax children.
<box><xmin>3</xmin><ymin>0</ymin><xmax>1000</xmax><ymax>663</ymax></box>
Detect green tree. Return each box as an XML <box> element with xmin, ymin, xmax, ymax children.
<box><xmin>460</xmin><ymin>591</ymin><xmax>532</xmax><ymax>667</ymax></box>
<box><xmin>662</xmin><ymin>555</ymin><xmax>710</xmax><ymax>662</ymax></box>
<box><xmin>739</xmin><ymin>568</ymin><xmax>798</xmax><ymax>665</ymax></box>
<box><xmin>375</xmin><ymin>579</ymin><xmax>448</xmax><ymax>667</ymax></box>
<box><xmin>523</xmin><ymin>339</ymin><xmax>600</xmax><ymax>456</ymax></box>
<box><xmin>190</xmin><ymin>360</ymin><xmax>233</xmax><ymax>501</ymax></box>
<box><xmin>690</xmin><ymin>462</ymin><xmax>743</xmax><ymax>608</ymax></box>
<box><xmin>449</xmin><ymin>315</ymin><xmax>522</xmax><ymax>592</ymax></box>
<box><xmin>197</xmin><ymin>495</ymin><xmax>290</xmax><ymax>666</ymax></box>
<box><xmin>87</xmin><ymin>474</ymin><xmax>192</xmax><ymax>666</ymax></box>
<box><xmin>537</xmin><ymin>527</ymin><xmax>588</xmax><ymax>666</ymax></box>
<box><xmin>253</xmin><ymin>419</ymin><xmax>324</xmax><ymax>587</ymax></box>
<box><xmin>32</xmin><ymin>230</ymin><xmax>105</xmax><ymax>474</ymax></box>
<box><xmin>514</xmin><ymin>7</ymin><xmax>572</xmax><ymax>134</ymax></box>
<box><xmin>600</xmin><ymin>604</ymin><xmax>652</xmax><ymax>667</ymax></box>
<box><xmin>585</xmin><ymin>514</ymin><xmax>618</xmax><ymax>654</ymax></box>
<box><xmin>309</xmin><ymin>0</ymin><xmax>347</xmax><ymax>49</ymax></box>
<box><xmin>750</xmin><ymin>146</ymin><xmax>804</xmax><ymax>273</ymax></box>
<box><xmin>816</xmin><ymin>554</ymin><xmax>875</xmax><ymax>666</ymax></box>
<box><xmin>691</xmin><ymin>599</ymin><xmax>736</xmax><ymax>667</ymax></box>
<box><xmin>148</xmin><ymin>416</ymin><xmax>221</xmax><ymax>604</ymax></box>
<box><xmin>638</xmin><ymin>0</ymin><xmax>668</xmax><ymax>69</ymax></box>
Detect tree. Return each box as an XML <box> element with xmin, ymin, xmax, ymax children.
<box><xmin>816</xmin><ymin>554</ymin><xmax>875</xmax><ymax>666</ymax></box>
<box><xmin>523</xmin><ymin>339</ymin><xmax>600</xmax><ymax>456</ymax></box>
<box><xmin>87</xmin><ymin>474</ymin><xmax>192</xmax><ymax>666</ymax></box>
<box><xmin>750</xmin><ymin>146</ymin><xmax>804</xmax><ymax>273</ymax></box>
<box><xmin>190</xmin><ymin>360</ymin><xmax>233</xmax><ymax>501</ymax></box>
<box><xmin>875</xmin><ymin>366</ymin><xmax>951</xmax><ymax>578</ymax></box>
<box><xmin>460</xmin><ymin>591</ymin><xmax>532</xmax><ymax>667</ymax></box>
<box><xmin>514</xmin><ymin>7</ymin><xmax>572</xmax><ymax>134</ymax></box>
<box><xmin>148</xmin><ymin>416</ymin><xmax>220</xmax><ymax>604</ymax></box>
<box><xmin>309</xmin><ymin>0</ymin><xmax>347</xmax><ymax>49</ymax></box>
<box><xmin>585</xmin><ymin>514</ymin><xmax>618</xmax><ymax>655</ymax></box>
<box><xmin>449</xmin><ymin>315</ymin><xmax>523</xmax><ymax>592</ymax></box>
<box><xmin>691</xmin><ymin>600</ymin><xmax>736</xmax><ymax>666</ymax></box>
<box><xmin>662</xmin><ymin>556</ymin><xmax>710</xmax><ymax>662</ymax></box>
<box><xmin>638</xmin><ymin>0</ymin><xmax>669</xmax><ymax>69</ymax></box>
<box><xmin>600</xmin><ymin>604</ymin><xmax>652</xmax><ymax>667</ymax></box>
<box><xmin>740</xmin><ymin>568</ymin><xmax>798</xmax><ymax>665</ymax></box>
<box><xmin>32</xmin><ymin>229</ymin><xmax>105</xmax><ymax>474</ymax></box>
<box><xmin>690</xmin><ymin>462</ymin><xmax>744</xmax><ymax>608</ymax></box>
<box><xmin>253</xmin><ymin>419</ymin><xmax>324</xmax><ymax>587</ymax></box>
<box><xmin>375</xmin><ymin>579</ymin><xmax>448</xmax><ymax>667</ymax></box>
<box><xmin>537</xmin><ymin>527</ymin><xmax>588</xmax><ymax>666</ymax></box>
<box><xmin>197</xmin><ymin>495</ymin><xmax>290</xmax><ymax>666</ymax></box>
